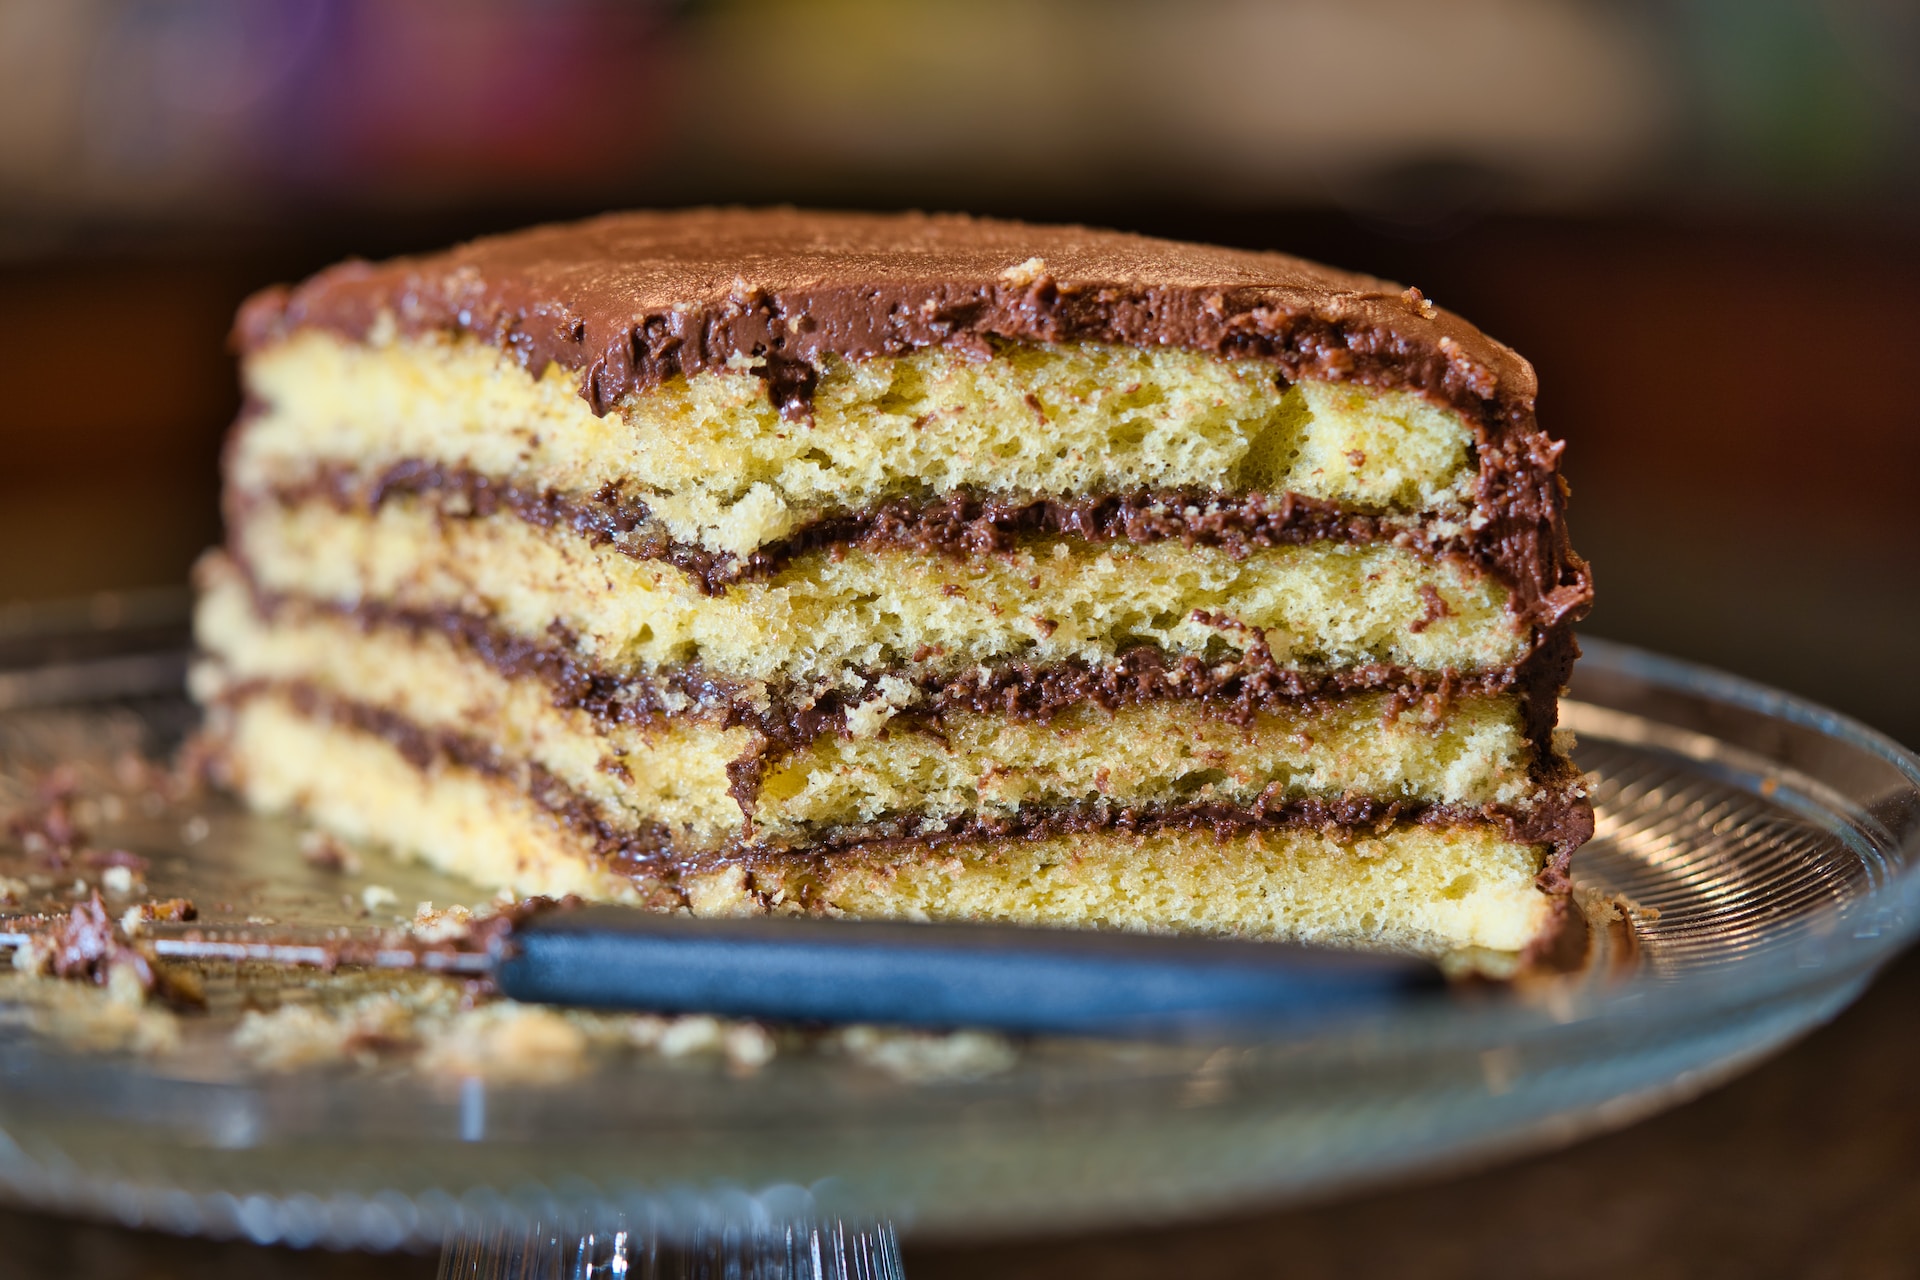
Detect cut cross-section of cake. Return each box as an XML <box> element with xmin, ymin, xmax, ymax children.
<box><xmin>194</xmin><ymin>208</ymin><xmax>1594</xmax><ymax>971</ymax></box>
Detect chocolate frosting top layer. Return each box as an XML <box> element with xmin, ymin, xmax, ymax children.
<box><xmin>236</xmin><ymin>207</ymin><xmax>1535</xmax><ymax>427</ymax></box>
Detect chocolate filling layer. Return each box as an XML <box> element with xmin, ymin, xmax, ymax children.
<box><xmin>261</xmin><ymin>460</ymin><xmax>1583</xmax><ymax>627</ymax></box>
<box><xmin>228</xmin><ymin>567</ymin><xmax>1577</xmax><ymax>758</ymax></box>
<box><xmin>243</xmin><ymin>681</ymin><xmax>1589</xmax><ymax>896</ymax></box>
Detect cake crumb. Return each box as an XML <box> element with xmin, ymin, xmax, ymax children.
<box><xmin>0</xmin><ymin>969</ymin><xmax>183</xmax><ymax>1056</ymax></box>
<box><xmin>361</xmin><ymin>884</ymin><xmax>399</xmax><ymax>913</ymax></box>
<box><xmin>837</xmin><ymin>1026</ymin><xmax>1016</xmax><ymax>1079</ymax></box>
<box><xmin>999</xmin><ymin>256</ymin><xmax>1049</xmax><ymax>288</ymax></box>
<box><xmin>416</xmin><ymin>1004</ymin><xmax>590</xmax><ymax>1084</ymax></box>
<box><xmin>11</xmin><ymin>934</ymin><xmax>56</xmax><ymax>976</ymax></box>
<box><xmin>1574</xmin><ymin>884</ymin><xmax>1623</xmax><ymax>927</ymax></box>
<box><xmin>657</xmin><ymin>1014</ymin><xmax>724</xmax><ymax>1057</ymax></box>
<box><xmin>235</xmin><ymin>993</ymin><xmax>420</xmax><ymax>1072</ymax></box>
<box><xmin>106</xmin><ymin>960</ymin><xmax>151</xmax><ymax>1007</ymax></box>
<box><xmin>119</xmin><ymin>898</ymin><xmax>197</xmax><ymax>938</ymax></box>
<box><xmin>723</xmin><ymin>1022</ymin><xmax>777</xmax><ymax>1071</ymax></box>
<box><xmin>1575</xmin><ymin>883</ymin><xmax>1659</xmax><ymax>927</ymax></box>
<box><xmin>299</xmin><ymin>830</ymin><xmax>362</xmax><ymax>874</ymax></box>
<box><xmin>409</xmin><ymin>901</ymin><xmax>476</xmax><ymax>944</ymax></box>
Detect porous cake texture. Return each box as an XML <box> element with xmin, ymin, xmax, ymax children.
<box><xmin>194</xmin><ymin>209</ymin><xmax>1594</xmax><ymax>967</ymax></box>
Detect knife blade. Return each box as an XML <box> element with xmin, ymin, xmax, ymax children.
<box><xmin>3</xmin><ymin>906</ymin><xmax>1443</xmax><ymax>1036</ymax></box>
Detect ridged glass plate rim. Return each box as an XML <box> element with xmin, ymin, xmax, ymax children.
<box><xmin>0</xmin><ymin>594</ymin><xmax>1915</xmax><ymax>1247</ymax></box>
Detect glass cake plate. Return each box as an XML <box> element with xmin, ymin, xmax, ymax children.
<box><xmin>0</xmin><ymin>590</ymin><xmax>1916</xmax><ymax>1254</ymax></box>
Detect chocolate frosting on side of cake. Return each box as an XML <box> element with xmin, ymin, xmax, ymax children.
<box><xmin>232</xmin><ymin>208</ymin><xmax>1590</xmax><ymax>627</ymax></box>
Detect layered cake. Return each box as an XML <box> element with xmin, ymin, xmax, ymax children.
<box><xmin>193</xmin><ymin>209</ymin><xmax>1593</xmax><ymax>968</ymax></box>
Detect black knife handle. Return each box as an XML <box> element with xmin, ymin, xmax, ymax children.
<box><xmin>492</xmin><ymin>908</ymin><xmax>1442</xmax><ymax>1036</ymax></box>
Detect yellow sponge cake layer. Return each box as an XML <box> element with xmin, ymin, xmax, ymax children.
<box><xmin>213</xmin><ymin>691</ymin><xmax>1557</xmax><ymax>960</ymax></box>
<box><xmin>235</xmin><ymin>332</ymin><xmax>1479</xmax><ymax>559</ymax></box>
<box><xmin>753</xmin><ymin>693</ymin><xmax>1539</xmax><ymax>840</ymax></box>
<box><xmin>736</xmin><ymin>828</ymin><xmax>1555</xmax><ymax>961</ymax></box>
<box><xmin>234</xmin><ymin>497</ymin><xmax>1523</xmax><ymax>687</ymax></box>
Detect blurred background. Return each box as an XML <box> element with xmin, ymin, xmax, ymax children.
<box><xmin>0</xmin><ymin>1</ymin><xmax>1916</xmax><ymax>1273</ymax></box>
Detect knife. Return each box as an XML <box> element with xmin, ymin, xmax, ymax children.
<box><xmin>3</xmin><ymin>905</ymin><xmax>1443</xmax><ymax>1037</ymax></box>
